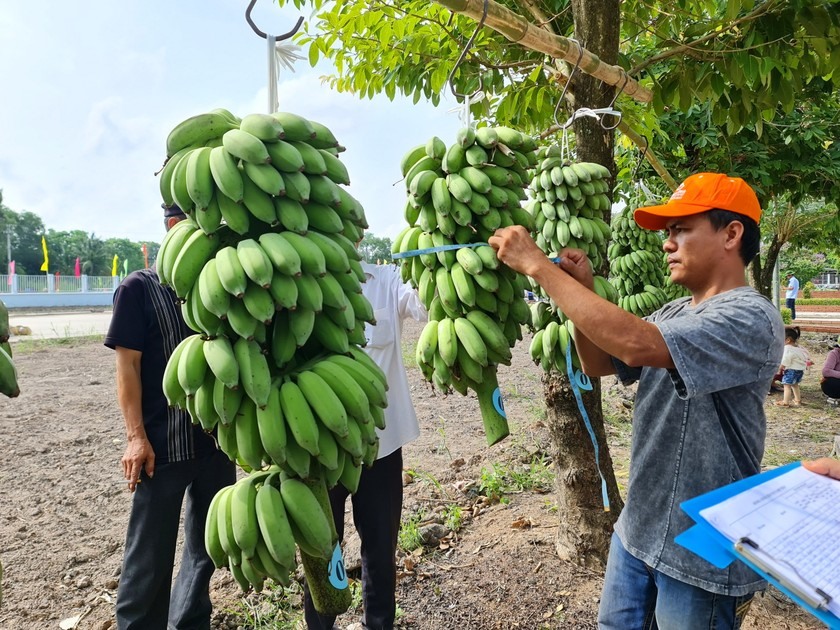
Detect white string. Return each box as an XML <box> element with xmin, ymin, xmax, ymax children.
<box><xmin>268</xmin><ymin>35</ymin><xmax>278</xmax><ymax>114</ymax></box>
<box><xmin>267</xmin><ymin>35</ymin><xmax>305</xmax><ymax>114</ymax></box>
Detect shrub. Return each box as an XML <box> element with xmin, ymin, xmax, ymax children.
<box><xmin>781</xmin><ymin>307</ymin><xmax>792</xmax><ymax>324</ymax></box>
<box><xmin>803</xmin><ymin>281</ymin><xmax>815</xmax><ymax>299</ymax></box>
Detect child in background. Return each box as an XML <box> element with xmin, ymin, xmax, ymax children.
<box><xmin>775</xmin><ymin>326</ymin><xmax>809</xmax><ymax>407</ymax></box>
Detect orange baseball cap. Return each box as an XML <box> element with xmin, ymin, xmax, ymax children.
<box><xmin>634</xmin><ymin>173</ymin><xmax>762</xmax><ymax>230</ymax></box>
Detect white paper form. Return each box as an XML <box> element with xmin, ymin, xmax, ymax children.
<box><xmin>700</xmin><ymin>466</ymin><xmax>840</xmax><ymax>616</ymax></box>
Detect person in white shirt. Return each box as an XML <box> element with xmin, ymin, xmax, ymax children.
<box><xmin>785</xmin><ymin>273</ymin><xmax>800</xmax><ymax>320</ymax></box>
<box><xmin>774</xmin><ymin>326</ymin><xmax>809</xmax><ymax>407</ymax></box>
<box><xmin>304</xmin><ymin>261</ymin><xmax>426</xmax><ymax>630</ymax></box>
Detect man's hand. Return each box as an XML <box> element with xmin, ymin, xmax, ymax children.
<box><xmin>122</xmin><ymin>437</ymin><xmax>155</xmax><ymax>492</ymax></box>
<box><xmin>555</xmin><ymin>248</ymin><xmax>595</xmax><ymax>291</ymax></box>
<box><xmin>803</xmin><ymin>458</ymin><xmax>840</xmax><ymax>481</ymax></box>
<box><xmin>488</xmin><ymin>226</ymin><xmax>550</xmax><ymax>277</ymax></box>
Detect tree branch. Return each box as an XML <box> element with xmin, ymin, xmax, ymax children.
<box><xmin>435</xmin><ymin>0</ymin><xmax>652</xmax><ymax>102</ymax></box>
<box><xmin>628</xmin><ymin>0</ymin><xmax>780</xmax><ymax>74</ymax></box>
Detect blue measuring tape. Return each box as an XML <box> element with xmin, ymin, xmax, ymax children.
<box><xmin>565</xmin><ymin>339</ymin><xmax>611</xmax><ymax>512</ymax></box>
<box><xmin>392</xmin><ymin>242</ymin><xmax>563</xmax><ymax>266</ymax></box>
<box><xmin>391</xmin><ymin>242</ymin><xmax>489</xmax><ymax>260</ymax></box>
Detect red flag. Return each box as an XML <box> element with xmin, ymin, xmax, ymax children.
<box><xmin>142</xmin><ymin>243</ymin><xmax>149</xmax><ymax>269</ymax></box>
<box><xmin>74</xmin><ymin>257</ymin><xmax>81</xmax><ymax>277</ymax></box>
<box><xmin>7</xmin><ymin>260</ymin><xmax>13</xmax><ymax>286</ymax></box>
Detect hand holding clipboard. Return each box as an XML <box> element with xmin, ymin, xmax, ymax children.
<box><xmin>676</xmin><ymin>460</ymin><xmax>840</xmax><ymax>629</ymax></box>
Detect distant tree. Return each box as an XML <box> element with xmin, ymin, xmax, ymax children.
<box><xmin>358</xmin><ymin>233</ymin><xmax>392</xmax><ymax>264</ymax></box>
<box><xmin>779</xmin><ymin>249</ymin><xmax>827</xmax><ymax>288</ymax></box>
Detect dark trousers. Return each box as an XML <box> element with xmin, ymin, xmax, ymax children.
<box><xmin>116</xmin><ymin>450</ymin><xmax>235</xmax><ymax>630</ymax></box>
<box><xmin>822</xmin><ymin>377</ymin><xmax>840</xmax><ymax>399</ymax></box>
<box><xmin>304</xmin><ymin>449</ymin><xmax>404</xmax><ymax>630</ymax></box>
<box><xmin>786</xmin><ymin>297</ymin><xmax>796</xmax><ymax>320</ymax></box>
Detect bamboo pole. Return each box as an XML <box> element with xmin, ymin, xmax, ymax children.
<box><xmin>436</xmin><ymin>0</ymin><xmax>652</xmax><ymax>104</ymax></box>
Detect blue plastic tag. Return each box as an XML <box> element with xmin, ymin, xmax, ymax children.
<box><xmin>492</xmin><ymin>387</ymin><xmax>507</xmax><ymax>418</ymax></box>
<box><xmin>328</xmin><ymin>543</ymin><xmax>348</xmax><ymax>590</ymax></box>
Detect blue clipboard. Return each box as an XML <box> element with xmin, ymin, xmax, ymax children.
<box><xmin>675</xmin><ymin>461</ymin><xmax>839</xmax><ymax>629</ymax></box>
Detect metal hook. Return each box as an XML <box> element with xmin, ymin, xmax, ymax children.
<box><xmin>599</xmin><ymin>71</ymin><xmax>629</xmax><ymax>130</ymax></box>
<box><xmin>608</xmin><ymin>71</ymin><xmax>630</xmax><ymax>110</ymax></box>
<box><xmin>553</xmin><ymin>40</ymin><xmax>585</xmax><ymax>129</ymax></box>
<box><xmin>631</xmin><ymin>135</ymin><xmax>649</xmax><ymax>182</ymax></box>
<box><xmin>246</xmin><ymin>0</ymin><xmax>304</xmax><ymax>41</ymax></box>
<box><xmin>447</xmin><ymin>0</ymin><xmax>489</xmax><ymax>100</ymax></box>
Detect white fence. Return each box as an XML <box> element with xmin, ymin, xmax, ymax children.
<box><xmin>0</xmin><ymin>274</ymin><xmax>119</xmax><ymax>294</ymax></box>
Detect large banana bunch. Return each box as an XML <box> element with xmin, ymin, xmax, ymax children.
<box><xmin>526</xmin><ymin>148</ymin><xmax>612</xmax><ymax>271</ymax></box>
<box><xmin>0</xmin><ymin>300</ymin><xmax>19</xmax><ymax>398</ymax></box>
<box><xmin>158</xmin><ymin>112</ymin><xmax>379</xmax><ymax>613</ymax></box>
<box><xmin>392</xmin><ymin>126</ymin><xmax>536</xmax><ymax>446</ymax></box>
<box><xmin>607</xmin><ymin>205</ymin><xmax>672</xmax><ymax>317</ymax></box>
<box><xmin>522</xmin><ymin>147</ymin><xmax>617</xmax><ymax>374</ymax></box>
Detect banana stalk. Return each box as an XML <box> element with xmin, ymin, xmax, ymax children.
<box><xmin>298</xmin><ymin>473</ymin><xmax>352</xmax><ymax>616</ymax></box>
<box><xmin>474</xmin><ymin>368</ymin><xmax>509</xmax><ymax>446</ymax></box>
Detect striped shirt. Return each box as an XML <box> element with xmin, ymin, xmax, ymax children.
<box><xmin>105</xmin><ymin>268</ymin><xmax>217</xmax><ymax>463</ymax></box>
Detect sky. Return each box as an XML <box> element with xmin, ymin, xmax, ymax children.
<box><xmin>0</xmin><ymin>0</ymin><xmax>466</xmax><ymax>245</ymax></box>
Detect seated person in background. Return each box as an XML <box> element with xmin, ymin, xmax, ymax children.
<box><xmin>821</xmin><ymin>336</ymin><xmax>840</xmax><ymax>401</ymax></box>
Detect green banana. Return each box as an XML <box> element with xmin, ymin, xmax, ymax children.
<box><xmin>255</xmin><ymin>481</ymin><xmax>297</xmax><ymax>568</ymax></box>
<box><xmin>279</xmin><ymin>478</ymin><xmax>334</xmax><ymax>558</ymax></box>
<box><xmin>279</xmin><ymin>380</ymin><xmax>321</xmax><ymax>456</ymax></box>
<box><xmin>234</xmin><ymin>337</ymin><xmax>271</xmax><ymax>408</ymax></box>
<box><xmin>222</xmin><ymin>128</ymin><xmax>270</xmax><ymax>165</ymax></box>
<box><xmin>215</xmin><ymin>246</ymin><xmax>249</xmax><ymax>298</ymax></box>
<box><xmin>237</xmin><ymin>239</ymin><xmax>274</xmax><ymax>289</ymax></box>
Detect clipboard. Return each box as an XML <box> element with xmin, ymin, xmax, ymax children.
<box><xmin>675</xmin><ymin>461</ymin><xmax>840</xmax><ymax>629</ymax></box>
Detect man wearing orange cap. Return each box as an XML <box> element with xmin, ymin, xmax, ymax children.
<box><xmin>490</xmin><ymin>173</ymin><xmax>784</xmax><ymax>629</ymax></box>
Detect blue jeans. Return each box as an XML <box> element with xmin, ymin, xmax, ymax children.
<box><xmin>599</xmin><ymin>534</ymin><xmax>754</xmax><ymax>630</ymax></box>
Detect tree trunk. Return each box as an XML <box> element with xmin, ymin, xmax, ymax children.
<box><xmin>540</xmin><ymin>0</ymin><xmax>623</xmax><ymax>568</ymax></box>
<box><xmin>751</xmin><ymin>236</ymin><xmax>784</xmax><ymax>298</ymax></box>
<box><xmin>545</xmin><ymin>373</ymin><xmax>624</xmax><ymax>568</ymax></box>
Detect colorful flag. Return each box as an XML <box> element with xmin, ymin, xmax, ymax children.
<box><xmin>74</xmin><ymin>257</ymin><xmax>81</xmax><ymax>277</ymax></box>
<box><xmin>7</xmin><ymin>260</ymin><xmax>13</xmax><ymax>286</ymax></box>
<box><xmin>112</xmin><ymin>254</ymin><xmax>118</xmax><ymax>277</ymax></box>
<box><xmin>40</xmin><ymin>236</ymin><xmax>49</xmax><ymax>272</ymax></box>
<box><xmin>142</xmin><ymin>243</ymin><xmax>148</xmax><ymax>268</ymax></box>
<box><xmin>123</xmin><ymin>258</ymin><xmax>129</xmax><ymax>276</ymax></box>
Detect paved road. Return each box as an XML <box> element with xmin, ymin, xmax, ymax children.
<box><xmin>8</xmin><ymin>310</ymin><xmax>114</xmax><ymax>341</ymax></box>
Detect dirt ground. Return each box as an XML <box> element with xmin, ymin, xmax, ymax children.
<box><xmin>0</xmin><ymin>323</ymin><xmax>837</xmax><ymax>630</ymax></box>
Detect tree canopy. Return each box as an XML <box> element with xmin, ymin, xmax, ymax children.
<box><xmin>280</xmin><ymin>0</ymin><xmax>840</xmax><ymax>139</ymax></box>
<box><xmin>0</xmin><ymin>190</ymin><xmax>158</xmax><ymax>276</ymax></box>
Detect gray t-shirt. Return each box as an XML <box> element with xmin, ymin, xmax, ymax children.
<box><xmin>613</xmin><ymin>286</ymin><xmax>784</xmax><ymax>596</ymax></box>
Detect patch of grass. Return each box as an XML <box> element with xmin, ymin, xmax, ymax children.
<box><xmin>407</xmin><ymin>467</ymin><xmax>450</xmax><ymax>500</ymax></box>
<box><xmin>478</xmin><ymin>456</ymin><xmax>554</xmax><ymax>503</ymax></box>
<box><xmin>12</xmin><ymin>333</ymin><xmax>104</xmax><ymax>354</ymax></box>
<box><xmin>762</xmin><ymin>446</ymin><xmax>801</xmax><ymax>468</ymax></box>
<box><xmin>443</xmin><ymin>503</ymin><xmax>464</xmax><ymax>532</ymax></box>
<box><xmin>435</xmin><ymin>416</ymin><xmax>453</xmax><ymax>460</ymax></box>
<box><xmin>226</xmin><ymin>579</ymin><xmax>304</xmax><ymax>630</ymax></box>
<box><xmin>398</xmin><ymin>508</ymin><xmax>426</xmax><ymax>552</ymax></box>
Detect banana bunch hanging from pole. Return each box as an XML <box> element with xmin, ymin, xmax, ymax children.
<box><xmin>157</xmin><ymin>110</ymin><xmax>380</xmax><ymax>614</ymax></box>
<box><xmin>523</xmin><ymin>145</ymin><xmax>617</xmax><ymax>374</ymax></box>
<box><xmin>391</xmin><ymin>126</ymin><xmax>537</xmax><ymax>446</ymax></box>
<box><xmin>607</xmin><ymin>204</ymin><xmax>675</xmax><ymax>317</ymax></box>
<box><xmin>0</xmin><ymin>300</ymin><xmax>19</xmax><ymax>398</ymax></box>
